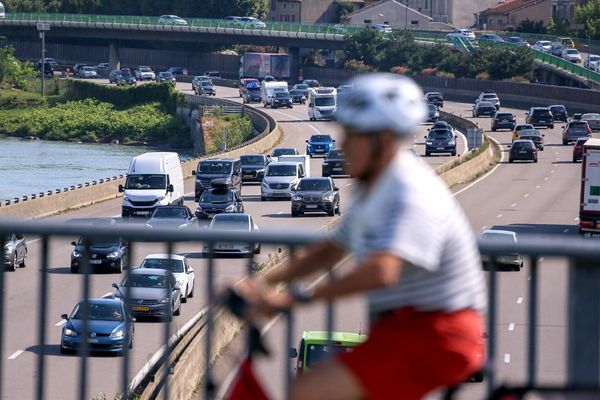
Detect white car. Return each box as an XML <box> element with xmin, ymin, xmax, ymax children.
<box><xmin>135</xmin><ymin>66</ymin><xmax>156</xmax><ymax>81</ymax></box>
<box><xmin>584</xmin><ymin>54</ymin><xmax>600</xmax><ymax>70</ymax></box>
<box><xmin>139</xmin><ymin>254</ymin><xmax>195</xmax><ymax>302</ymax></box>
<box><xmin>480</xmin><ymin>230</ymin><xmax>523</xmax><ymax>271</ymax></box>
<box><xmin>532</xmin><ymin>40</ymin><xmax>553</xmax><ymax>53</ymax></box>
<box><xmin>78</xmin><ymin>66</ymin><xmax>98</xmax><ymax>79</ymax></box>
<box><xmin>238</xmin><ymin>17</ymin><xmax>266</xmax><ymax>28</ymax></box>
<box><xmin>204</xmin><ymin>214</ymin><xmax>261</xmax><ymax>255</ymax></box>
<box><xmin>476</xmin><ymin>92</ymin><xmax>500</xmax><ymax>109</ymax></box>
<box><xmin>562</xmin><ymin>48</ymin><xmax>582</xmax><ymax>63</ymax></box>
<box><xmin>158</xmin><ymin>15</ymin><xmax>187</xmax><ymax>26</ymax></box>
<box><xmin>448</xmin><ymin>29</ymin><xmax>475</xmax><ymax>41</ymax></box>
<box><xmin>261</xmin><ymin>162</ymin><xmax>306</xmax><ymax>200</ymax></box>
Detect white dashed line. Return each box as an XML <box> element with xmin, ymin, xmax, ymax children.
<box><xmin>497</xmin><ymin>214</ymin><xmax>503</xmax><ymax>218</ymax></box>
<box><xmin>504</xmin><ymin>354</ymin><xmax>511</xmax><ymax>363</ymax></box>
<box><xmin>523</xmin><ymin>193</ymin><xmax>529</xmax><ymax>198</ymax></box>
<box><xmin>345</xmin><ymin>183</ymin><xmax>353</xmax><ymax>187</ymax></box>
<box><xmin>8</xmin><ymin>350</ymin><xmax>23</xmax><ymax>360</ymax></box>
<box><xmin>539</xmin><ymin>257</ymin><xmax>545</xmax><ymax>262</ymax></box>
<box><xmin>481</xmin><ymin>225</ymin><xmax>488</xmax><ymax>230</ymax></box>
<box><xmin>535</xmin><ymin>185</ymin><xmax>541</xmax><ymax>189</ymax></box>
<box><xmin>574</xmin><ymin>217</ymin><xmax>580</xmax><ymax>222</ymax></box>
<box><xmin>277</xmin><ymin>211</ymin><xmax>283</xmax><ymax>215</ymax></box>
<box><xmin>551</xmin><ymin>170</ymin><xmax>555</xmax><ymax>174</ymax></box>
<box><xmin>508</xmin><ymin>323</ymin><xmax>515</xmax><ymax>331</ymax></box>
<box><xmin>511</xmin><ymin>203</ymin><xmax>517</xmax><ymax>208</ymax></box>
<box><xmin>517</xmin><ymin>297</ymin><xmax>524</xmax><ymax>304</ymax></box>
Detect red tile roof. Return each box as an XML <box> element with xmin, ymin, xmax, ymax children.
<box><xmin>481</xmin><ymin>0</ymin><xmax>547</xmax><ymax>16</ymax></box>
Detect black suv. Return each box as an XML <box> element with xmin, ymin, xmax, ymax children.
<box><xmin>424</xmin><ymin>126</ymin><xmax>457</xmax><ymax>156</ymax></box>
<box><xmin>35</xmin><ymin>62</ymin><xmax>54</xmax><ymax>77</ymax></box>
<box><xmin>193</xmin><ymin>159</ymin><xmax>242</xmax><ymax>201</ymax></box>
<box><xmin>243</xmin><ymin>87</ymin><xmax>262</xmax><ymax>104</ymax></box>
<box><xmin>271</xmin><ymin>92</ymin><xmax>293</xmax><ymax>109</ymax></box>
<box><xmin>195</xmin><ymin>179</ymin><xmax>244</xmax><ymax>219</ymax></box>
<box><xmin>424</xmin><ymin>92</ymin><xmax>444</xmax><ymax>108</ymax></box>
<box><xmin>549</xmin><ymin>104</ymin><xmax>568</xmax><ymax>122</ymax></box>
<box><xmin>70</xmin><ymin>237</ymin><xmax>128</xmax><ymax>273</ymax></box>
<box><xmin>3</xmin><ymin>233</ymin><xmax>27</xmax><ymax>272</ymax></box>
<box><xmin>291</xmin><ymin>177</ymin><xmax>340</xmax><ymax>217</ymax></box>
<box><xmin>491</xmin><ymin>112</ymin><xmax>516</xmax><ymax>131</ymax></box>
<box><xmin>322</xmin><ymin>150</ymin><xmax>349</xmax><ymax>177</ymax></box>
<box><xmin>526</xmin><ymin>107</ymin><xmax>554</xmax><ymax>129</ymax></box>
<box><xmin>240</xmin><ymin>154</ymin><xmax>269</xmax><ymax>183</ymax></box>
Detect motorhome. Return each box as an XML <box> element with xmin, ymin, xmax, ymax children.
<box><xmin>119</xmin><ymin>152</ymin><xmax>184</xmax><ymax>217</ymax></box>
<box><xmin>308</xmin><ymin>87</ymin><xmax>337</xmax><ymax>121</ymax></box>
<box><xmin>261</xmin><ymin>81</ymin><xmax>288</xmax><ymax>108</ymax></box>
<box><xmin>0</xmin><ymin>2</ymin><xmax>5</xmax><ymax>19</ymax></box>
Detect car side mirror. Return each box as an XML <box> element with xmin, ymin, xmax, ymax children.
<box><xmin>334</xmin><ymin>187</ymin><xmax>339</xmax><ymax>191</ymax></box>
<box><xmin>71</xmin><ymin>241</ymin><xmax>77</xmax><ymax>246</ymax></box>
<box><xmin>61</xmin><ymin>314</ymin><xmax>69</xmax><ymax>320</ymax></box>
<box><xmin>15</xmin><ymin>233</ymin><xmax>24</xmax><ymax>240</ymax></box>
<box><xmin>174</xmin><ymin>284</ymin><xmax>181</xmax><ymax>291</ymax></box>
<box><xmin>454</xmin><ymin>135</ymin><xmax>458</xmax><ymax>139</ymax></box>
<box><xmin>289</xmin><ymin>348</ymin><xmax>298</xmax><ymax>358</ymax></box>
<box><xmin>507</xmin><ymin>145</ymin><xmax>512</xmax><ymax>149</ymax></box>
<box><xmin>118</xmin><ymin>184</ymin><xmax>124</xmax><ymax>193</ymax></box>
<box><xmin>562</xmin><ymin>126</ymin><xmax>565</xmax><ymax>129</ymax></box>
<box><xmin>112</xmin><ymin>283</ymin><xmax>119</xmax><ymax>289</ymax></box>
<box><xmin>167</xmin><ymin>184</ymin><xmax>174</xmax><ymax>193</ymax></box>
<box><xmin>191</xmin><ymin>170</ymin><xmax>196</xmax><ymax>176</ymax></box>
<box><xmin>305</xmin><ymin>140</ymin><xmax>308</xmax><ymax>143</ymax></box>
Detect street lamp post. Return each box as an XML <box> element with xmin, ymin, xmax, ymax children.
<box><xmin>405</xmin><ymin>1</ymin><xmax>409</xmax><ymax>29</ymax></box>
<box><xmin>36</xmin><ymin>22</ymin><xmax>50</xmax><ymax>97</ymax></box>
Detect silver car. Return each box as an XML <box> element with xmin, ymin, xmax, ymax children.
<box><xmin>203</xmin><ymin>214</ymin><xmax>260</xmax><ymax>256</ymax></box>
<box><xmin>480</xmin><ymin>230</ymin><xmax>523</xmax><ymax>271</ymax></box>
<box><xmin>140</xmin><ymin>254</ymin><xmax>195</xmax><ymax>303</ymax></box>
<box><xmin>261</xmin><ymin>162</ymin><xmax>305</xmax><ymax>200</ymax></box>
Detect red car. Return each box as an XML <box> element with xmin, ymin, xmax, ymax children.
<box><xmin>239</xmin><ymin>78</ymin><xmax>260</xmax><ymax>97</ymax></box>
<box><xmin>573</xmin><ymin>137</ymin><xmax>588</xmax><ymax>162</ymax></box>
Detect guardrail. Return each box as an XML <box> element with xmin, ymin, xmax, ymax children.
<box><xmin>0</xmin><ymin>220</ymin><xmax>599</xmax><ymax>399</ymax></box>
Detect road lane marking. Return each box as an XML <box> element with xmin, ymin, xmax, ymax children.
<box><xmin>497</xmin><ymin>214</ymin><xmax>503</xmax><ymax>218</ymax></box>
<box><xmin>551</xmin><ymin>170</ymin><xmax>555</xmax><ymax>174</ymax></box>
<box><xmin>508</xmin><ymin>323</ymin><xmax>515</xmax><ymax>331</ymax></box>
<box><xmin>544</xmin><ymin>177</ymin><xmax>549</xmax><ymax>181</ymax></box>
<box><xmin>8</xmin><ymin>350</ymin><xmax>23</xmax><ymax>360</ymax></box>
<box><xmin>453</xmin><ymin>136</ymin><xmax>504</xmax><ymax>196</ymax></box>
<box><xmin>539</xmin><ymin>257</ymin><xmax>545</xmax><ymax>262</ymax></box>
<box><xmin>481</xmin><ymin>225</ymin><xmax>488</xmax><ymax>230</ymax></box>
<box><xmin>273</xmin><ymin>110</ymin><xmax>319</xmax><ymax>133</ymax></box>
<box><xmin>55</xmin><ymin>320</ymin><xmax>66</xmax><ymax>327</ymax></box>
<box><xmin>277</xmin><ymin>211</ymin><xmax>283</xmax><ymax>215</ymax></box>
<box><xmin>524</xmin><ymin>193</ymin><xmax>529</xmax><ymax>198</ymax></box>
<box><xmin>535</xmin><ymin>185</ymin><xmax>540</xmax><ymax>189</ymax></box>
<box><xmin>511</xmin><ymin>203</ymin><xmax>517</xmax><ymax>208</ymax></box>
<box><xmin>574</xmin><ymin>217</ymin><xmax>580</xmax><ymax>221</ymax></box>
<box><xmin>517</xmin><ymin>297</ymin><xmax>524</xmax><ymax>304</ymax></box>
<box><xmin>346</xmin><ymin>183</ymin><xmax>353</xmax><ymax>187</ymax></box>
<box><xmin>504</xmin><ymin>354</ymin><xmax>511</xmax><ymax>363</ymax></box>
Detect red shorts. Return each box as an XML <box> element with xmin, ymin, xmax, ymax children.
<box><xmin>337</xmin><ymin>307</ymin><xmax>484</xmax><ymax>400</ymax></box>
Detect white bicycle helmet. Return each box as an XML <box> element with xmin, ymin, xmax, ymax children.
<box><xmin>336</xmin><ymin>73</ymin><xmax>427</xmax><ymax>137</ymax></box>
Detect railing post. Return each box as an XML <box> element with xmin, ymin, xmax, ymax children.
<box><xmin>204</xmin><ymin>242</ymin><xmax>216</xmax><ymax>399</ymax></box>
<box><xmin>36</xmin><ymin>237</ymin><xmax>49</xmax><ymax>400</ymax></box>
<box><xmin>486</xmin><ymin>262</ymin><xmax>497</xmax><ymax>397</ymax></box>
<box><xmin>527</xmin><ymin>256</ymin><xmax>538</xmax><ymax>386</ymax></box>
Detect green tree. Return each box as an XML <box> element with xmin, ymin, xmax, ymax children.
<box><xmin>334</xmin><ymin>1</ymin><xmax>355</xmax><ymax>23</ymax></box>
<box><xmin>576</xmin><ymin>0</ymin><xmax>600</xmax><ymax>39</ymax></box>
<box><xmin>482</xmin><ymin>46</ymin><xmax>535</xmax><ymax>80</ymax></box>
<box><xmin>380</xmin><ymin>30</ymin><xmax>419</xmax><ymax>71</ymax></box>
<box><xmin>343</xmin><ymin>28</ymin><xmax>385</xmax><ymax>67</ymax></box>
<box><xmin>515</xmin><ymin>19</ymin><xmax>547</xmax><ymax>34</ymax></box>
<box><xmin>547</xmin><ymin>15</ymin><xmax>570</xmax><ymax>35</ymax></box>
<box><xmin>0</xmin><ymin>45</ymin><xmax>36</xmax><ymax>89</ymax></box>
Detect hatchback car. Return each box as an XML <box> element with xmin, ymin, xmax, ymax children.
<box><xmin>424</xmin><ymin>92</ymin><xmax>444</xmax><ymax>108</ymax></box>
<box><xmin>526</xmin><ymin>107</ymin><xmax>554</xmax><ymax>129</ymax></box>
<box><xmin>78</xmin><ymin>66</ymin><xmax>98</xmax><ymax>79</ymax></box>
<box><xmin>3</xmin><ymin>233</ymin><xmax>27</xmax><ymax>271</ymax></box>
<box><xmin>306</xmin><ymin>134</ymin><xmax>335</xmax><ymax>157</ymax></box>
<box><xmin>508</xmin><ymin>139</ymin><xmax>538</xmax><ymax>163</ymax></box>
<box><xmin>71</xmin><ymin>237</ymin><xmax>128</xmax><ymax>273</ymax></box>
<box><xmin>289</xmin><ymin>89</ymin><xmax>307</xmax><ymax>104</ymax></box>
<box><xmin>550</xmin><ymin>44</ymin><xmax>565</xmax><ymax>57</ymax></box>
<box><xmin>134</xmin><ymin>66</ymin><xmax>155</xmax><ymax>81</ymax></box>
<box><xmin>204</xmin><ymin>214</ymin><xmax>260</xmax><ymax>255</ymax></box>
<box><xmin>240</xmin><ymin>154</ymin><xmax>269</xmax><ymax>183</ymax></box>
<box><xmin>291</xmin><ymin>177</ymin><xmax>340</xmax><ymax>217</ymax></box>
<box><xmin>476</xmin><ymin>92</ymin><xmax>500</xmax><ymax>109</ymax></box>
<box><xmin>562</xmin><ymin>48</ymin><xmax>581</xmax><ymax>63</ymax></box>
<box><xmin>112</xmin><ymin>268</ymin><xmax>181</xmax><ymax>321</ymax></box>
<box><xmin>119</xmin><ymin>73</ymin><xmax>137</xmax><ymax>86</ymax></box>
<box><xmin>60</xmin><ymin>298</ymin><xmax>134</xmax><ymax>354</ymax></box>
<box><xmin>108</xmin><ymin>70</ymin><xmax>123</xmax><ymax>84</ymax></box>
<box><xmin>473</xmin><ymin>101</ymin><xmax>497</xmax><ymax>117</ymax></box>
<box><xmin>425</xmin><ymin>126</ymin><xmax>457</xmax><ymax>156</ymax></box>
<box><xmin>158</xmin><ymin>15</ymin><xmax>187</xmax><ymax>25</ymax></box>
<box><xmin>480</xmin><ymin>230</ymin><xmax>523</xmax><ymax>271</ymax></box>
<box><xmin>197</xmin><ymin>80</ymin><xmax>216</xmax><ymax>96</ymax></box>
<box><xmin>562</xmin><ymin>120</ymin><xmax>592</xmax><ymax>144</ymax></box>
<box><xmin>573</xmin><ymin>137</ymin><xmax>588</xmax><ymax>162</ymax></box>
<box><xmin>271</xmin><ymin>91</ymin><xmax>292</xmax><ymax>108</ymax></box>
<box><xmin>581</xmin><ymin>113</ymin><xmax>600</xmax><ymax>132</ymax></box>
<box><xmin>491</xmin><ymin>112</ymin><xmax>516</xmax><ymax>131</ymax></box>
<box><xmin>192</xmin><ymin>75</ymin><xmax>210</xmax><ymax>91</ymax></box>
<box><xmin>195</xmin><ymin>180</ymin><xmax>244</xmax><ymax>219</ymax></box>
<box><xmin>512</xmin><ymin>124</ymin><xmax>535</xmax><ymax>141</ymax></box>
<box><xmin>322</xmin><ymin>149</ymin><xmax>349</xmax><ymax>177</ymax></box>
<box><xmin>146</xmin><ymin>205</ymin><xmax>197</xmax><ymax>229</ymax></box>
<box><xmin>156</xmin><ymin>71</ymin><xmax>176</xmax><ymax>83</ymax></box>
<box><xmin>516</xmin><ymin>129</ymin><xmax>544</xmax><ymax>151</ymax></box>
<box><xmin>549</xmin><ymin>104</ymin><xmax>568</xmax><ymax>122</ymax></box>
<box><xmin>140</xmin><ymin>254</ymin><xmax>195</xmax><ymax>303</ymax></box>
<box><xmin>532</xmin><ymin>40</ymin><xmax>552</xmax><ymax>52</ymax></box>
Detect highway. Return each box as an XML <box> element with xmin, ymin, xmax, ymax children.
<box><xmin>210</xmin><ymin>100</ymin><xmax>590</xmax><ymax>399</ymax></box>
<box><xmin>1</xmin><ymin>83</ymin><xmax>466</xmax><ymax>399</ymax></box>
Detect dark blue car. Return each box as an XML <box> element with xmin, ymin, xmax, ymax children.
<box><xmin>306</xmin><ymin>134</ymin><xmax>335</xmax><ymax>158</ymax></box>
<box><xmin>60</xmin><ymin>298</ymin><xmax>134</xmax><ymax>354</ymax></box>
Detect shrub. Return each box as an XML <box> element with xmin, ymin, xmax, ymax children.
<box><xmin>343</xmin><ymin>59</ymin><xmax>376</xmax><ymax>72</ymax></box>
<box><xmin>390</xmin><ymin>66</ymin><xmax>409</xmax><ymax>75</ymax></box>
<box><xmin>420</xmin><ymin>67</ymin><xmax>438</xmax><ymax>76</ymax></box>
<box><xmin>475</xmin><ymin>72</ymin><xmax>490</xmax><ymax>80</ymax></box>
<box><xmin>202</xmin><ymin>114</ymin><xmax>254</xmax><ymax>153</ymax></box>
<box><xmin>436</xmin><ymin>71</ymin><xmax>455</xmax><ymax>79</ymax></box>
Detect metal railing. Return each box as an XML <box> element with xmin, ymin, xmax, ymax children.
<box><xmin>0</xmin><ymin>219</ymin><xmax>599</xmax><ymax>399</ymax></box>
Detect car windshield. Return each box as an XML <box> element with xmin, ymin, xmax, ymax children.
<box><xmin>71</xmin><ymin>303</ymin><xmax>124</xmax><ymax>321</ymax></box>
<box><xmin>124</xmin><ymin>274</ymin><xmax>169</xmax><ymax>288</ymax></box>
<box><xmin>550</xmin><ymin>106</ymin><xmax>566</xmax><ymax>112</ymax></box>
<box><xmin>519</xmin><ymin>130</ymin><xmax>541</xmax><ymax>138</ymax></box>
<box><xmin>160</xmin><ymin>72</ymin><xmax>173</xmax><ymax>78</ymax></box>
<box><xmin>570</xmin><ymin>122</ymin><xmax>588</xmax><ymax>129</ymax></box>
<box><xmin>211</xmin><ymin>217</ymin><xmax>249</xmax><ymax>231</ymax></box>
<box><xmin>199</xmin><ymin>191</ymin><xmax>232</xmax><ymax>203</ymax></box>
<box><xmin>267</xmin><ymin>165</ymin><xmax>296</xmax><ymax>176</ymax></box>
<box><xmin>247</xmin><ymin>88</ymin><xmax>260</xmax><ymax>94</ymax></box>
<box><xmin>305</xmin><ymin>344</ymin><xmax>356</xmax><ymax>369</ymax></box>
<box><xmin>310</xmin><ymin>135</ymin><xmax>332</xmax><ymax>142</ymax></box>
<box><xmin>496</xmin><ymin>113</ymin><xmax>512</xmax><ymax>118</ymax></box>
<box><xmin>198</xmin><ymin>162</ymin><xmax>232</xmax><ymax>174</ymax></box>
<box><xmin>125</xmin><ymin>174</ymin><xmax>166</xmax><ymax>190</ymax></box>
<box><xmin>201</xmin><ymin>81</ymin><xmax>213</xmax><ymax>87</ymax></box>
<box><xmin>151</xmin><ymin>208</ymin><xmax>188</xmax><ymax>219</ymax></box>
<box><xmin>314</xmin><ymin>97</ymin><xmax>335</xmax><ymax>107</ymax></box>
<box><xmin>78</xmin><ymin>238</ymin><xmax>119</xmax><ymax>247</ymax></box>
<box><xmin>590</xmin><ymin>56</ymin><xmax>600</xmax><ymax>61</ymax></box>
<box><xmin>516</xmin><ymin>125</ymin><xmax>533</xmax><ymax>131</ymax></box>
<box><xmin>567</xmin><ymin>49</ymin><xmax>579</xmax><ymax>55</ymax></box>
<box><xmin>295</xmin><ymin>84</ymin><xmax>309</xmax><ymax>90</ymax></box>
<box><xmin>272</xmin><ymin>148</ymin><xmax>296</xmax><ymax>157</ymax></box>
<box><xmin>512</xmin><ymin>141</ymin><xmax>534</xmax><ymax>149</ymax></box>
<box><xmin>290</xmin><ymin>90</ymin><xmax>303</xmax><ymax>96</ymax></box>
<box><xmin>82</xmin><ymin>67</ymin><xmax>95</xmax><ymax>71</ymax></box>
<box><xmin>428</xmin><ymin>104</ymin><xmax>437</xmax><ymax>111</ymax></box>
<box><xmin>583</xmin><ymin>114</ymin><xmax>600</xmax><ymax>119</ymax></box>
<box><xmin>139</xmin><ymin>67</ymin><xmax>151</xmax><ymax>72</ymax></box>
<box><xmin>275</xmin><ymin>92</ymin><xmax>290</xmax><ymax>99</ymax></box>
<box><xmin>327</xmin><ymin>150</ymin><xmax>344</xmax><ymax>159</ymax></box>
<box><xmin>241</xmin><ymin>155</ymin><xmax>264</xmax><ymax>165</ymax></box>
<box><xmin>122</xmin><ymin>74</ymin><xmax>134</xmax><ymax>79</ymax></box>
<box><xmin>140</xmin><ymin>258</ymin><xmax>185</xmax><ymax>273</ymax></box>
<box><xmin>482</xmin><ymin>94</ymin><xmax>497</xmax><ymax>99</ymax></box>
<box><xmin>427</xmin><ymin>93</ymin><xmax>442</xmax><ymax>98</ymax></box>
<box><xmin>298</xmin><ymin>180</ymin><xmax>332</xmax><ymax>191</ymax></box>
<box><xmin>429</xmin><ymin>130</ymin><xmax>453</xmax><ymax>140</ymax></box>
<box><xmin>481</xmin><ymin>233</ymin><xmax>516</xmax><ymax>243</ymax></box>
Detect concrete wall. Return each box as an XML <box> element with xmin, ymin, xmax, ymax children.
<box><xmin>345</xmin><ymin>0</ymin><xmax>434</xmax><ymax>30</ymax></box>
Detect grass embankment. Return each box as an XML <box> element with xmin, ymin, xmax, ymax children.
<box><xmin>202</xmin><ymin>113</ymin><xmax>254</xmax><ymax>153</ymax></box>
<box><xmin>0</xmin><ymin>80</ymin><xmax>191</xmax><ymax>147</ymax></box>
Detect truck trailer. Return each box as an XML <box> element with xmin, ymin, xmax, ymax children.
<box><xmin>579</xmin><ymin>138</ymin><xmax>600</xmax><ymax>234</ymax></box>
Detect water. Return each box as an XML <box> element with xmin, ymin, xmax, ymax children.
<box><xmin>0</xmin><ymin>136</ymin><xmax>194</xmax><ymax>202</ymax></box>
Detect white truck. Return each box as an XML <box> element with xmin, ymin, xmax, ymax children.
<box><xmin>278</xmin><ymin>154</ymin><xmax>311</xmax><ymax>177</ymax></box>
<box><xmin>119</xmin><ymin>152</ymin><xmax>184</xmax><ymax>218</ymax></box>
<box><xmin>261</xmin><ymin>81</ymin><xmax>288</xmax><ymax>108</ymax></box>
<box><xmin>579</xmin><ymin>138</ymin><xmax>600</xmax><ymax>234</ymax></box>
<box><xmin>308</xmin><ymin>87</ymin><xmax>337</xmax><ymax>121</ymax></box>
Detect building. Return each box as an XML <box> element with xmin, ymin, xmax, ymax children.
<box><xmin>478</xmin><ymin>0</ymin><xmax>582</xmax><ymax>31</ymax></box>
<box><xmin>343</xmin><ymin>0</ymin><xmax>453</xmax><ymax>30</ymax></box>
<box><xmin>268</xmin><ymin>0</ymin><xmax>365</xmax><ymax>23</ymax></box>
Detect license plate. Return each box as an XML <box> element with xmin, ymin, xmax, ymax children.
<box><xmin>132</xmin><ymin>306</ymin><xmax>150</xmax><ymax>312</ymax></box>
<box><xmin>333</xmin><ymin>168</ymin><xmax>342</xmax><ymax>171</ymax></box>
<box><xmin>502</xmin><ymin>119</ymin><xmax>508</xmax><ymax>123</ymax></box>
<box><xmin>243</xmin><ymin>174</ymin><xmax>253</xmax><ymax>178</ymax></box>
<box><xmin>519</xmin><ymin>151</ymin><xmax>527</xmax><ymax>154</ymax></box>
<box><xmin>135</xmin><ymin>211</ymin><xmax>150</xmax><ymax>216</ymax></box>
<box><xmin>437</xmin><ymin>147</ymin><xmax>445</xmax><ymax>150</ymax></box>
<box><xmin>218</xmin><ymin>244</ymin><xmax>234</xmax><ymax>249</ymax></box>
<box><xmin>306</xmin><ymin>205</ymin><xmax>318</xmax><ymax>209</ymax></box>
<box><xmin>89</xmin><ymin>260</ymin><xmax>102</xmax><ymax>264</ymax></box>
<box><xmin>88</xmin><ymin>339</ymin><xmax>99</xmax><ymax>343</ymax></box>
<box><xmin>315</xmin><ymin>149</ymin><xmax>324</xmax><ymax>152</ymax></box>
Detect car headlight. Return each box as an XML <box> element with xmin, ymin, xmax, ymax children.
<box><xmin>448</xmin><ymin>140</ymin><xmax>456</xmax><ymax>146</ymax></box>
<box><xmin>225</xmin><ymin>205</ymin><xmax>236</xmax><ymax>212</ymax></box>
<box><xmin>292</xmin><ymin>196</ymin><xmax>302</xmax><ymax>201</ymax></box>
<box><xmin>110</xmin><ymin>329</ymin><xmax>124</xmax><ymax>339</ymax></box>
<box><xmin>107</xmin><ymin>251</ymin><xmax>120</xmax><ymax>259</ymax></box>
<box><xmin>159</xmin><ymin>297</ymin><xmax>170</xmax><ymax>304</ymax></box>
<box><xmin>323</xmin><ymin>194</ymin><xmax>335</xmax><ymax>201</ymax></box>
<box><xmin>64</xmin><ymin>328</ymin><xmax>77</xmax><ymax>337</ymax></box>
<box><xmin>426</xmin><ymin>141</ymin><xmax>433</xmax><ymax>145</ymax></box>
<box><xmin>196</xmin><ymin>206</ymin><xmax>203</xmax><ymax>213</ymax></box>
<box><xmin>322</xmin><ymin>162</ymin><xmax>329</xmax><ymax>166</ymax></box>
<box><xmin>72</xmin><ymin>250</ymin><xmax>82</xmax><ymax>258</ymax></box>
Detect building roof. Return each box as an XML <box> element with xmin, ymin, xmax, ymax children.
<box><xmin>344</xmin><ymin>0</ymin><xmax>432</xmax><ymax>21</ymax></box>
<box><xmin>480</xmin><ymin>0</ymin><xmax>548</xmax><ymax>16</ymax></box>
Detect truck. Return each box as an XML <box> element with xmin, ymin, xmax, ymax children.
<box><xmin>308</xmin><ymin>87</ymin><xmax>337</xmax><ymax>121</ymax></box>
<box><xmin>239</xmin><ymin>53</ymin><xmax>290</xmax><ymax>80</ymax></box>
<box><xmin>278</xmin><ymin>154</ymin><xmax>311</xmax><ymax>177</ymax></box>
<box><xmin>261</xmin><ymin>81</ymin><xmax>288</xmax><ymax>108</ymax></box>
<box><xmin>579</xmin><ymin>138</ymin><xmax>600</xmax><ymax>234</ymax></box>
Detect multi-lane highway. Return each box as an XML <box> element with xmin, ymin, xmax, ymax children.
<box><xmin>1</xmin><ymin>83</ymin><xmax>467</xmax><ymax>399</ymax></box>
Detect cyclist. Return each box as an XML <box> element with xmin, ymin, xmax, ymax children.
<box><xmin>235</xmin><ymin>73</ymin><xmax>486</xmax><ymax>400</ymax></box>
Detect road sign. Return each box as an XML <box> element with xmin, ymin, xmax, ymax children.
<box><xmin>467</xmin><ymin>128</ymin><xmax>484</xmax><ymax>149</ymax></box>
<box><xmin>36</xmin><ymin>22</ymin><xmax>50</xmax><ymax>31</ymax></box>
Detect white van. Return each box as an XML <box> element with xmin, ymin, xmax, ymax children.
<box><xmin>261</xmin><ymin>162</ymin><xmax>305</xmax><ymax>200</ymax></box>
<box><xmin>277</xmin><ymin>154</ymin><xmax>311</xmax><ymax>177</ymax></box>
<box><xmin>0</xmin><ymin>2</ymin><xmax>5</xmax><ymax>19</ymax></box>
<box><xmin>119</xmin><ymin>152</ymin><xmax>184</xmax><ymax>217</ymax></box>
<box><xmin>261</xmin><ymin>81</ymin><xmax>288</xmax><ymax>107</ymax></box>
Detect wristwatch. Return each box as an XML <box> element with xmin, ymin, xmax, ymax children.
<box><xmin>289</xmin><ymin>285</ymin><xmax>312</xmax><ymax>304</ymax></box>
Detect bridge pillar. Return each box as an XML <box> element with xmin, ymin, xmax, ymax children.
<box><xmin>109</xmin><ymin>41</ymin><xmax>120</xmax><ymax>70</ymax></box>
<box><xmin>289</xmin><ymin>47</ymin><xmax>300</xmax><ymax>84</ymax></box>
<box><xmin>567</xmin><ymin>258</ymin><xmax>600</xmax><ymax>385</ymax></box>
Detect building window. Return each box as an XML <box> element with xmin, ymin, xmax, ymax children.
<box><xmin>283</xmin><ymin>3</ymin><xmax>286</xmax><ymax>9</ymax></box>
<box><xmin>411</xmin><ymin>20</ymin><xmax>419</xmax><ymax>25</ymax></box>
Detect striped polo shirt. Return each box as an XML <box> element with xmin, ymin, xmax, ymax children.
<box><xmin>331</xmin><ymin>150</ymin><xmax>486</xmax><ymax>314</ymax></box>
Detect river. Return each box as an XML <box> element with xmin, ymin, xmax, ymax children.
<box><xmin>0</xmin><ymin>136</ymin><xmax>194</xmax><ymax>202</ymax></box>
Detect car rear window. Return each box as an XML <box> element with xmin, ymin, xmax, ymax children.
<box><xmin>513</xmin><ymin>141</ymin><xmax>534</xmax><ymax>149</ymax></box>
<box><xmin>495</xmin><ymin>113</ymin><xmax>513</xmax><ymax>119</ymax></box>
<box><xmin>570</xmin><ymin>122</ymin><xmax>588</xmax><ymax>129</ymax></box>
<box><xmin>532</xmin><ymin>109</ymin><xmax>552</xmax><ymax>116</ymax></box>
<box><xmin>550</xmin><ymin>106</ymin><xmax>566</xmax><ymax>112</ymax></box>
